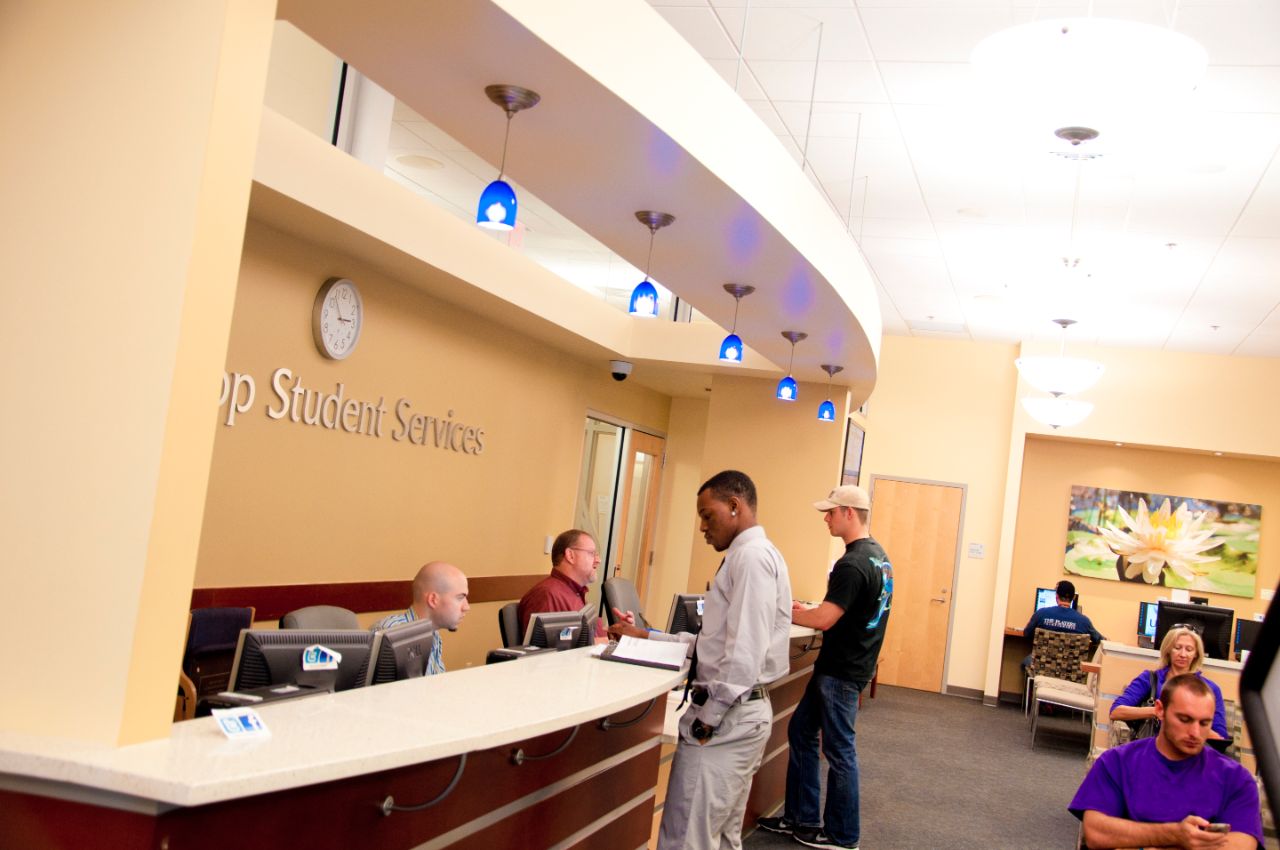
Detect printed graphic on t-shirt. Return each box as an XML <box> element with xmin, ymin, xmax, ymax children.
<box><xmin>1042</xmin><ymin>618</ymin><xmax>1081</xmax><ymax>631</ymax></box>
<box><xmin>866</xmin><ymin>557</ymin><xmax>893</xmax><ymax>629</ymax></box>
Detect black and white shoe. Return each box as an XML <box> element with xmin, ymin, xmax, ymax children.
<box><xmin>756</xmin><ymin>815</ymin><xmax>796</xmax><ymax>835</ymax></box>
<box><xmin>793</xmin><ymin>827</ymin><xmax>858</xmax><ymax>849</ymax></box>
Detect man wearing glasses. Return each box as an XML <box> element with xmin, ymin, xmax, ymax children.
<box><xmin>518</xmin><ymin>529</ymin><xmax>607</xmax><ymax>639</ymax></box>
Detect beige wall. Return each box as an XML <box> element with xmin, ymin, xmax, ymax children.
<box><xmin>689</xmin><ymin>374</ymin><xmax>851</xmax><ymax>602</ymax></box>
<box><xmin>859</xmin><ymin>336</ymin><xmax>1019</xmax><ymax>692</ymax></box>
<box><xmin>197</xmin><ymin>219</ymin><xmax>671</xmax><ymax>667</ymax></box>
<box><xmin>1008</xmin><ymin>437</ymin><xmax>1279</xmax><ymax>641</ymax></box>
<box><xmin>0</xmin><ymin>0</ymin><xmax>274</xmax><ymax>744</ymax></box>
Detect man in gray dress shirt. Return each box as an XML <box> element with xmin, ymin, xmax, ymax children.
<box><xmin>610</xmin><ymin>469</ymin><xmax>792</xmax><ymax>850</ymax></box>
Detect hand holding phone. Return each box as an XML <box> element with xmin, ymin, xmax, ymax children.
<box><xmin>1205</xmin><ymin>822</ymin><xmax>1230</xmax><ymax>834</ymax></box>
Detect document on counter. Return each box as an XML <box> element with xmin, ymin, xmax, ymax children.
<box><xmin>599</xmin><ymin>636</ymin><xmax>688</xmax><ymax>671</ymax></box>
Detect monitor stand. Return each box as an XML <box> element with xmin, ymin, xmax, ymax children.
<box><xmin>1137</xmin><ymin>635</ymin><xmax>1155</xmax><ymax>650</ymax></box>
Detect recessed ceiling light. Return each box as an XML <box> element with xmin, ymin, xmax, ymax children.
<box><xmin>1213</xmin><ymin>451</ymin><xmax>1223</xmax><ymax>456</ymax></box>
<box><xmin>396</xmin><ymin>154</ymin><xmax>444</xmax><ymax>170</ymax></box>
<box><xmin>1115</xmin><ymin>442</ymin><xmax>1123</xmax><ymax>447</ymax></box>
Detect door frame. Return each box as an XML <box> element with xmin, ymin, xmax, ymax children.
<box><xmin>868</xmin><ymin>474</ymin><xmax>967</xmax><ymax>696</ymax></box>
<box><xmin>583</xmin><ymin>410</ymin><xmax>666</xmax><ymax>609</ymax></box>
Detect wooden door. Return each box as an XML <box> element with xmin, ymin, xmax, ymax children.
<box><xmin>613</xmin><ymin>432</ymin><xmax>665</xmax><ymax>605</ymax></box>
<box><xmin>869</xmin><ymin>477</ymin><xmax>963</xmax><ymax>693</ymax></box>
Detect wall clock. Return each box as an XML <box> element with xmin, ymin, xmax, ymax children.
<box><xmin>312</xmin><ymin>277</ymin><xmax>362</xmax><ymax>360</ymax></box>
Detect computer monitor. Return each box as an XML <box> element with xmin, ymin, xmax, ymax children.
<box><xmin>230</xmin><ymin>629</ymin><xmax>376</xmax><ymax>692</ymax></box>
<box><xmin>1137</xmin><ymin>601</ymin><xmax>1159</xmax><ymax>640</ymax></box>
<box><xmin>368</xmin><ymin>619</ymin><xmax>437</xmax><ymax>685</ymax></box>
<box><xmin>1236</xmin><ymin>618</ymin><xmax>1262</xmax><ymax>658</ymax></box>
<box><xmin>667</xmin><ymin>593</ymin><xmax>705</xmax><ymax>635</ymax></box>
<box><xmin>1154</xmin><ymin>600</ymin><xmax>1234</xmax><ymax>660</ymax></box>
<box><xmin>1240</xmin><ymin>594</ymin><xmax>1279</xmax><ymax>821</ymax></box>
<box><xmin>1034</xmin><ymin>586</ymin><xmax>1078</xmax><ymax>611</ymax></box>
<box><xmin>524</xmin><ymin>607</ymin><xmax>594</xmax><ymax>650</ymax></box>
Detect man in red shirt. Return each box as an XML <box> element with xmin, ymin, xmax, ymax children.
<box><xmin>518</xmin><ymin>529</ymin><xmax>606</xmax><ymax>640</ymax></box>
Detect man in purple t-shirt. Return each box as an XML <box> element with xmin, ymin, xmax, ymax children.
<box><xmin>1070</xmin><ymin>674</ymin><xmax>1262</xmax><ymax>849</ymax></box>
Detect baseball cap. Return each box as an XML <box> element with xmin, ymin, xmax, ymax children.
<box><xmin>814</xmin><ymin>484</ymin><xmax>870</xmax><ymax>511</ymax></box>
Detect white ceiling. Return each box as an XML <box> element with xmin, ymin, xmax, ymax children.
<box><xmin>640</xmin><ymin>0</ymin><xmax>1280</xmax><ymax>356</ymax></box>
<box><xmin>377</xmin><ymin>0</ymin><xmax>1280</xmax><ymax>359</ymax></box>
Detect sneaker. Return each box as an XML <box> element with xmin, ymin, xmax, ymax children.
<box><xmin>793</xmin><ymin>827</ymin><xmax>858</xmax><ymax>849</ymax></box>
<box><xmin>756</xmin><ymin>815</ymin><xmax>795</xmax><ymax>835</ymax></box>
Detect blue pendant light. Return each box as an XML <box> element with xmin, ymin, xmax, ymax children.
<box><xmin>776</xmin><ymin>331</ymin><xmax>807</xmax><ymax>401</ymax></box>
<box><xmin>629</xmin><ymin>211</ymin><xmax>675</xmax><ymax>318</ymax></box>
<box><xmin>817</xmin><ymin>364</ymin><xmax>844</xmax><ymax>421</ymax></box>
<box><xmin>476</xmin><ymin>84</ymin><xmax>540</xmax><ymax>231</ymax></box>
<box><xmin>718</xmin><ymin>283</ymin><xmax>755</xmax><ymax>363</ymax></box>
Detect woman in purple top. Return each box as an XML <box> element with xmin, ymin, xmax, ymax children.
<box><xmin>1110</xmin><ymin>626</ymin><xmax>1228</xmax><ymax>739</ymax></box>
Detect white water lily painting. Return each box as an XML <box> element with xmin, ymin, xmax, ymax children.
<box><xmin>1065</xmin><ymin>486</ymin><xmax>1260</xmax><ymax>598</ymax></box>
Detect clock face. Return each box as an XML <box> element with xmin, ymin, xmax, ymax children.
<box><xmin>312</xmin><ymin>278</ymin><xmax>363</xmax><ymax>360</ymax></box>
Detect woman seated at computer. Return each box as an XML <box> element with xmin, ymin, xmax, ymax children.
<box><xmin>1109</xmin><ymin>626</ymin><xmax>1228</xmax><ymax>739</ymax></box>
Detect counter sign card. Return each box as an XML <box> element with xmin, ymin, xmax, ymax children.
<box><xmin>212</xmin><ymin>707</ymin><xmax>271</xmax><ymax>741</ymax></box>
<box><xmin>301</xmin><ymin>644</ymin><xmax>341</xmax><ymax>671</ymax></box>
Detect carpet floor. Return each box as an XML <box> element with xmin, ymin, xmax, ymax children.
<box><xmin>744</xmin><ymin>684</ymin><xmax>1092</xmax><ymax>850</ymax></box>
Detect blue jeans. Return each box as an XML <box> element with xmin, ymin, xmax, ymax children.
<box><xmin>785</xmin><ymin>673</ymin><xmax>863</xmax><ymax>845</ymax></box>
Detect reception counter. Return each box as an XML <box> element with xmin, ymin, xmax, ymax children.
<box><xmin>0</xmin><ymin>647</ymin><xmax>683</xmax><ymax>849</ymax></box>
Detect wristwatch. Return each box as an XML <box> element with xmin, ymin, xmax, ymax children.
<box><xmin>691</xmin><ymin>719</ymin><xmax>717</xmax><ymax>741</ymax></box>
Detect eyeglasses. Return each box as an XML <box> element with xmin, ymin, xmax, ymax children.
<box><xmin>569</xmin><ymin>547</ymin><xmax>600</xmax><ymax>561</ymax></box>
<box><xmin>1171</xmin><ymin>623</ymin><xmax>1203</xmax><ymax>635</ymax></box>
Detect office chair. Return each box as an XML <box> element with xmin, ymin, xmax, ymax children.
<box><xmin>1028</xmin><ymin>629</ymin><xmax>1094</xmax><ymax>750</ymax></box>
<box><xmin>280</xmin><ymin>605</ymin><xmax>358</xmax><ymax>630</ymax></box>
<box><xmin>498</xmin><ymin>602</ymin><xmax>521</xmax><ymax>648</ymax></box>
<box><xmin>176</xmin><ymin>606</ymin><xmax>255</xmax><ymax>720</ymax></box>
<box><xmin>602</xmin><ymin>577</ymin><xmax>649</xmax><ymax>629</ymax></box>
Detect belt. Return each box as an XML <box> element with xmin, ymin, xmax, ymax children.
<box><xmin>691</xmin><ymin>685</ymin><xmax>769</xmax><ymax>704</ymax></box>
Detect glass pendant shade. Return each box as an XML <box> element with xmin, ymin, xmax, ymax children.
<box><xmin>1015</xmin><ymin>356</ymin><xmax>1105</xmax><ymax>396</ymax></box>
<box><xmin>629</xmin><ymin>280</ymin><xmax>660</xmax><ymax>318</ymax></box>
<box><xmin>476</xmin><ymin>179</ymin><xmax>517</xmax><ymax>230</ymax></box>
<box><xmin>971</xmin><ymin>18</ymin><xmax>1207</xmax><ymax>132</ymax></box>
<box><xmin>719</xmin><ymin>333</ymin><xmax>743</xmax><ymax>363</ymax></box>
<box><xmin>817</xmin><ymin>399</ymin><xmax>836</xmax><ymax>421</ymax></box>
<box><xmin>776</xmin><ymin>376</ymin><xmax>798</xmax><ymax>401</ymax></box>
<box><xmin>1021</xmin><ymin>396</ymin><xmax>1093</xmax><ymax>429</ymax></box>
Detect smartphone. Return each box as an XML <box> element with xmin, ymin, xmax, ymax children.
<box><xmin>1206</xmin><ymin>823</ymin><xmax>1230</xmax><ymax>834</ymax></box>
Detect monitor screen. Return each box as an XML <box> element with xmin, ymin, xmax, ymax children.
<box><xmin>524</xmin><ymin>608</ymin><xmax>594</xmax><ymax>650</ymax></box>
<box><xmin>1237</xmin><ymin>618</ymin><xmax>1262</xmax><ymax>657</ymax></box>
<box><xmin>230</xmin><ymin>629</ymin><xmax>376</xmax><ymax>692</ymax></box>
<box><xmin>1137</xmin><ymin>601</ymin><xmax>1159</xmax><ymax>639</ymax></box>
<box><xmin>1035</xmin><ymin>586</ymin><xmax>1077</xmax><ymax>611</ymax></box>
<box><xmin>1154</xmin><ymin>600</ymin><xmax>1234</xmax><ymax>660</ymax></box>
<box><xmin>1035</xmin><ymin>587</ymin><xmax>1057</xmax><ymax>611</ymax></box>
<box><xmin>667</xmin><ymin>593</ymin><xmax>705</xmax><ymax>635</ymax></box>
<box><xmin>368</xmin><ymin>619</ymin><xmax>437</xmax><ymax>685</ymax></box>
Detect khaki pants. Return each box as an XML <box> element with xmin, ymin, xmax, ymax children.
<box><xmin>658</xmin><ymin>698</ymin><xmax>772</xmax><ymax>850</ymax></box>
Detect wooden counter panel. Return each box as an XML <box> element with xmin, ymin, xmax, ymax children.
<box><xmin>459</xmin><ymin>747</ymin><xmax>657</xmax><ymax>849</ymax></box>
<box><xmin>566</xmin><ymin>792</ymin><xmax>656</xmax><ymax>850</ymax></box>
<box><xmin>769</xmin><ymin>671</ymin><xmax>812</xmax><ymax>715</ymax></box>
<box><xmin>743</xmin><ymin>747</ymin><xmax>788</xmax><ymax>831</ymax></box>
<box><xmin>0</xmin><ymin>788</ymin><xmax>159</xmax><ymax>850</ymax></box>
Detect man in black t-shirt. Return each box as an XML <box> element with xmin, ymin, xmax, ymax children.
<box><xmin>757</xmin><ymin>484</ymin><xmax>893</xmax><ymax>850</ymax></box>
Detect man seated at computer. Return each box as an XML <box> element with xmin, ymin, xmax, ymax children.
<box><xmin>1024</xmin><ymin>579</ymin><xmax>1104</xmax><ymax>642</ymax></box>
<box><xmin>1022</xmin><ymin>579</ymin><xmax>1104</xmax><ymax>675</ymax></box>
<box><xmin>1069</xmin><ymin>674</ymin><xmax>1262</xmax><ymax>849</ymax></box>
<box><xmin>370</xmin><ymin>561</ymin><xmax>470</xmax><ymax>675</ymax></box>
<box><xmin>518</xmin><ymin>529</ymin><xmax>606</xmax><ymax>640</ymax></box>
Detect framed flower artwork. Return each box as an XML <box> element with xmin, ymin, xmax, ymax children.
<box><xmin>1064</xmin><ymin>485</ymin><xmax>1260</xmax><ymax>598</ymax></box>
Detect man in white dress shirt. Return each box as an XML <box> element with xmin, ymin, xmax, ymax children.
<box><xmin>611</xmin><ymin>469</ymin><xmax>792</xmax><ymax>850</ymax></box>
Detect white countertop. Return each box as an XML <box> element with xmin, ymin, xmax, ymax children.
<box><xmin>0</xmin><ymin>648</ymin><xmax>683</xmax><ymax>810</ymax></box>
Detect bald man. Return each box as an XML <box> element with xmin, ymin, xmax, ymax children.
<box><xmin>370</xmin><ymin>561</ymin><xmax>470</xmax><ymax>675</ymax></box>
